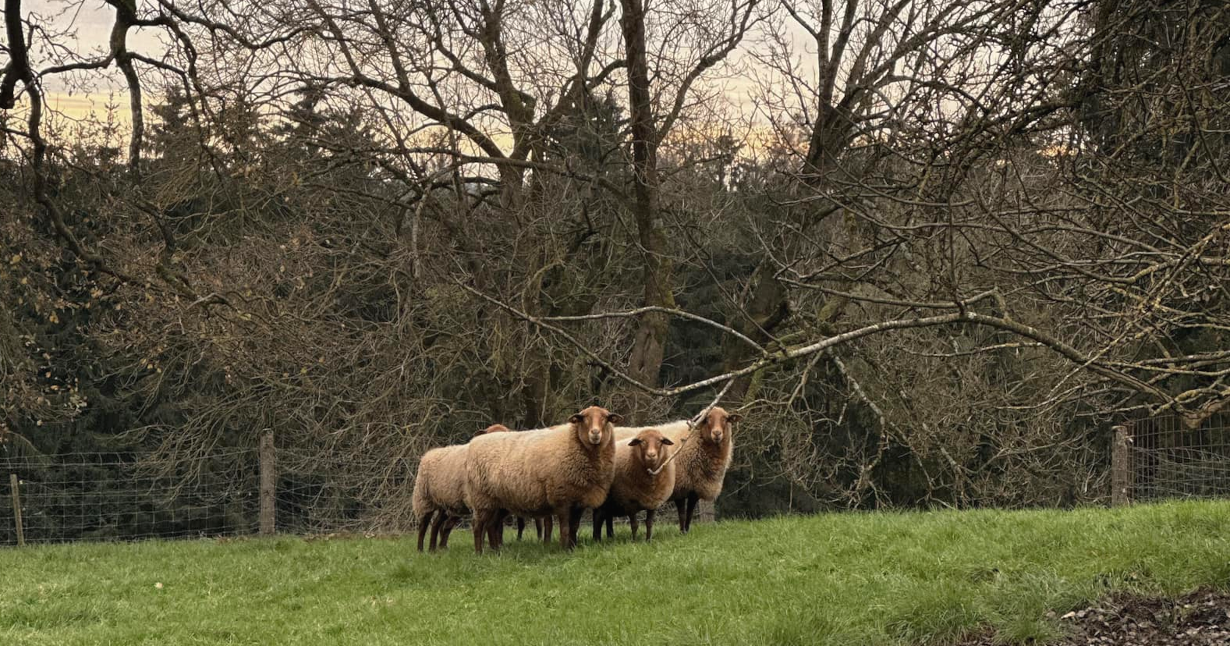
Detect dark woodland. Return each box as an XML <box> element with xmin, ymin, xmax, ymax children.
<box><xmin>1</xmin><ymin>0</ymin><xmax>1228</xmax><ymax>541</ymax></box>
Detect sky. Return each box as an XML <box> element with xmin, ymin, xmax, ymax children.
<box><xmin>13</xmin><ymin>0</ymin><xmax>814</xmax><ymax>152</ymax></box>
<box><xmin>25</xmin><ymin>0</ymin><xmax>168</xmax><ymax>121</ymax></box>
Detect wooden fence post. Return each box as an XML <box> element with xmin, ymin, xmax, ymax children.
<box><xmin>10</xmin><ymin>473</ymin><xmax>25</xmax><ymax>547</ymax></box>
<box><xmin>696</xmin><ymin>499</ymin><xmax>715</xmax><ymax>524</ymax></box>
<box><xmin>259</xmin><ymin>431</ymin><xmax>276</xmax><ymax>535</ymax></box>
<box><xmin>1111</xmin><ymin>425</ymin><xmax>1132</xmax><ymax>507</ymax></box>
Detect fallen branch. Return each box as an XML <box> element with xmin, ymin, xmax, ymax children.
<box><xmin>456</xmin><ymin>280</ymin><xmax>1177</xmax><ymax>409</ymax></box>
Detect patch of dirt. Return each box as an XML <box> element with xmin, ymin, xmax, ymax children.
<box><xmin>960</xmin><ymin>588</ymin><xmax>1230</xmax><ymax>645</ymax></box>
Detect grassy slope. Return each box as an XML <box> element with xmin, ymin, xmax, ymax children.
<box><xmin>2</xmin><ymin>501</ymin><xmax>1230</xmax><ymax>646</ymax></box>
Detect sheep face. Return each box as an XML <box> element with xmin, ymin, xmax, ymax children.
<box><xmin>628</xmin><ymin>430</ymin><xmax>674</xmax><ymax>470</ymax></box>
<box><xmin>694</xmin><ymin>407</ymin><xmax>742</xmax><ymax>445</ymax></box>
<box><xmin>568</xmin><ymin>406</ymin><xmax>623</xmax><ymax>447</ymax></box>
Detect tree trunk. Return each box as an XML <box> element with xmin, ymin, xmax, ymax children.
<box><xmin>720</xmin><ymin>105</ymin><xmax>854</xmax><ymax>407</ymax></box>
<box><xmin>618</xmin><ymin>0</ymin><xmax>673</xmax><ymax>419</ymax></box>
<box><xmin>721</xmin><ymin>260</ymin><xmax>790</xmax><ymax>403</ymax></box>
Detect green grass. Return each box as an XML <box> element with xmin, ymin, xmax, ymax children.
<box><xmin>3</xmin><ymin>501</ymin><xmax>1230</xmax><ymax>646</ymax></box>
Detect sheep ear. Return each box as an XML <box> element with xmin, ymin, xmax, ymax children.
<box><xmin>728</xmin><ymin>414</ymin><xmax>742</xmax><ymax>423</ymax></box>
<box><xmin>607</xmin><ymin>413</ymin><xmax>623</xmax><ymax>424</ymax></box>
<box><xmin>628</xmin><ymin>438</ymin><xmax>642</xmax><ymax>446</ymax></box>
<box><xmin>661</xmin><ymin>438</ymin><xmax>674</xmax><ymax>446</ymax></box>
<box><xmin>569</xmin><ymin>413</ymin><xmax>584</xmax><ymax>424</ymax></box>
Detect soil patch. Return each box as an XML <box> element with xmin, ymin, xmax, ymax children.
<box><xmin>959</xmin><ymin>588</ymin><xmax>1230</xmax><ymax>645</ymax></box>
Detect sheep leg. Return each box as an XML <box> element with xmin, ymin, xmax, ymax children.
<box><xmin>568</xmin><ymin>506</ymin><xmax>583</xmax><ymax>548</ymax></box>
<box><xmin>417</xmin><ymin>510</ymin><xmax>435</xmax><ymax>552</ymax></box>
<box><xmin>485</xmin><ymin>518</ymin><xmax>499</xmax><ymax>551</ymax></box>
<box><xmin>428</xmin><ymin>511</ymin><xmax>448</xmax><ymax>551</ymax></box>
<box><xmin>440</xmin><ymin>515</ymin><xmax>459</xmax><ymax>549</ymax></box>
<box><xmin>629</xmin><ymin>513</ymin><xmax>639</xmax><ymax>540</ymax></box>
<box><xmin>605</xmin><ymin>513</ymin><xmax>614</xmax><ymax>540</ymax></box>
<box><xmin>472</xmin><ymin>509</ymin><xmax>491</xmax><ymax>555</ymax></box>
<box><xmin>645</xmin><ymin>509</ymin><xmax>655</xmax><ymax>542</ymax></box>
<box><xmin>675</xmin><ymin>498</ymin><xmax>687</xmax><ymax>534</ymax></box>
<box><xmin>534</xmin><ymin>517</ymin><xmax>544</xmax><ymax>540</ymax></box>
<box><xmin>684</xmin><ymin>493</ymin><xmax>699</xmax><ymax>533</ymax></box>
<box><xmin>592</xmin><ymin>509</ymin><xmax>604</xmax><ymax>542</ymax></box>
<box><xmin>556</xmin><ymin>508</ymin><xmax>571</xmax><ymax>550</ymax></box>
<box><xmin>488</xmin><ymin>509</ymin><xmax>509</xmax><ymax>551</ymax></box>
<box><xmin>541</xmin><ymin>515</ymin><xmax>553</xmax><ymax>544</ymax></box>
<box><xmin>516</xmin><ymin>516</ymin><xmax>526</xmax><ymax>541</ymax></box>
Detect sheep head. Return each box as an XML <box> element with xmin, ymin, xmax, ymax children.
<box><xmin>628</xmin><ymin>429</ymin><xmax>673</xmax><ymax>470</ymax></box>
<box><xmin>475</xmin><ymin>423</ymin><xmax>511</xmax><ymax>437</ymax></box>
<box><xmin>568</xmin><ymin>406</ymin><xmax>623</xmax><ymax>447</ymax></box>
<box><xmin>693</xmin><ymin>407</ymin><xmax>741</xmax><ymax>445</ymax></box>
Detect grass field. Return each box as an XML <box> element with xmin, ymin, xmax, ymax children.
<box><xmin>2</xmin><ymin>501</ymin><xmax>1230</xmax><ymax>645</ymax></box>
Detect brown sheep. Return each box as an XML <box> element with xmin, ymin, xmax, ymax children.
<box><xmin>439</xmin><ymin>507</ymin><xmax>546</xmax><ymax>548</ymax></box>
<box><xmin>464</xmin><ymin>405</ymin><xmax>622</xmax><ymax>553</ymax></box>
<box><xmin>412</xmin><ymin>445</ymin><xmax>468</xmax><ymax>552</ymax></box>
<box><xmin>593</xmin><ymin>429</ymin><xmax>675</xmax><ymax>542</ymax></box>
<box><xmin>412</xmin><ymin>423</ymin><xmax>508</xmax><ymax>552</ymax></box>
<box><xmin>514</xmin><ymin>515</ymin><xmax>551</xmax><ymax>542</ymax></box>
<box><xmin>667</xmin><ymin>407</ymin><xmax>740</xmax><ymax>533</ymax></box>
<box><xmin>434</xmin><ymin>424</ymin><xmax>549</xmax><ymax>548</ymax></box>
<box><xmin>612</xmin><ymin>424</ymin><xmax>651</xmax><ymax>443</ymax></box>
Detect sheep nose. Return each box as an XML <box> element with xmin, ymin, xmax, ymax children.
<box><xmin>589</xmin><ymin>430</ymin><xmax>602</xmax><ymax>445</ymax></box>
<box><xmin>712</xmin><ymin>431</ymin><xmax>724</xmax><ymax>443</ymax></box>
<box><xmin>646</xmin><ymin>451</ymin><xmax>658</xmax><ymax>461</ymax></box>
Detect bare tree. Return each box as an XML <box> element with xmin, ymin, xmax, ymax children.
<box><xmin>2</xmin><ymin>0</ymin><xmax>1226</xmax><ymax>521</ymax></box>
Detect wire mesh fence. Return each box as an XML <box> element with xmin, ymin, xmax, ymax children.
<box><xmin>0</xmin><ymin>442</ymin><xmax>420</xmax><ymax>547</ymax></box>
<box><xmin>0</xmin><ymin>449</ymin><xmax>259</xmax><ymax>545</ymax></box>
<box><xmin>0</xmin><ymin>439</ymin><xmax>689</xmax><ymax>547</ymax></box>
<box><xmin>10</xmin><ymin>410</ymin><xmax>1229</xmax><ymax>547</ymax></box>
<box><xmin>8</xmin><ymin>410</ymin><xmax>1227</xmax><ymax>547</ymax></box>
<box><xmin>1125</xmin><ymin>412</ymin><xmax>1230</xmax><ymax>503</ymax></box>
<box><xmin>272</xmin><ymin>446</ymin><xmax>417</xmax><ymax>536</ymax></box>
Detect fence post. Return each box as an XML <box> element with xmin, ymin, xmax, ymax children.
<box><xmin>696</xmin><ymin>499</ymin><xmax>715</xmax><ymax>525</ymax></box>
<box><xmin>1111</xmin><ymin>425</ymin><xmax>1131</xmax><ymax>507</ymax></box>
<box><xmin>259</xmin><ymin>430</ymin><xmax>276</xmax><ymax>535</ymax></box>
<box><xmin>9</xmin><ymin>473</ymin><xmax>25</xmax><ymax>547</ymax></box>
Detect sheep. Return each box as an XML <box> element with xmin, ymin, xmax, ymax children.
<box><xmin>442</xmin><ymin>507</ymin><xmax>545</xmax><ymax>550</ymax></box>
<box><xmin>412</xmin><ymin>423</ymin><xmax>508</xmax><ymax>552</ymax></box>
<box><xmin>592</xmin><ymin>428</ymin><xmax>675</xmax><ymax>542</ymax></box>
<box><xmin>612</xmin><ymin>420</ymin><xmax>687</xmax><ymax>443</ymax></box>
<box><xmin>515</xmin><ymin>515</ymin><xmax>551</xmax><ymax>542</ymax></box>
<box><xmin>666</xmin><ymin>406</ymin><xmax>740</xmax><ymax>533</ymax></box>
<box><xmin>440</xmin><ymin>428</ymin><xmax>554</xmax><ymax>550</ymax></box>
<box><xmin>426</xmin><ymin>424</ymin><xmax>552</xmax><ymax>549</ymax></box>
<box><xmin>465</xmin><ymin>405</ymin><xmax>622</xmax><ymax>553</ymax></box>
<box><xmin>612</xmin><ymin>425</ymin><xmax>650</xmax><ymax>443</ymax></box>
<box><xmin>412</xmin><ymin>444</ymin><xmax>469</xmax><ymax>552</ymax></box>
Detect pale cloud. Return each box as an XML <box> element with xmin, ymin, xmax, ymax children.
<box><xmin>44</xmin><ymin>92</ymin><xmax>132</xmax><ymax>122</ymax></box>
<box><xmin>20</xmin><ymin>0</ymin><xmax>806</xmax><ymax>146</ymax></box>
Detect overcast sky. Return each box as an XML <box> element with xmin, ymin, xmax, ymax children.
<box><xmin>19</xmin><ymin>0</ymin><xmax>805</xmax><ymax>140</ymax></box>
<box><xmin>28</xmin><ymin>0</ymin><xmax>170</xmax><ymax>109</ymax></box>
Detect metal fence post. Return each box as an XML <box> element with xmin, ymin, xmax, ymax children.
<box><xmin>259</xmin><ymin>431</ymin><xmax>276</xmax><ymax>535</ymax></box>
<box><xmin>10</xmin><ymin>473</ymin><xmax>25</xmax><ymax>546</ymax></box>
<box><xmin>1111</xmin><ymin>425</ymin><xmax>1132</xmax><ymax>507</ymax></box>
